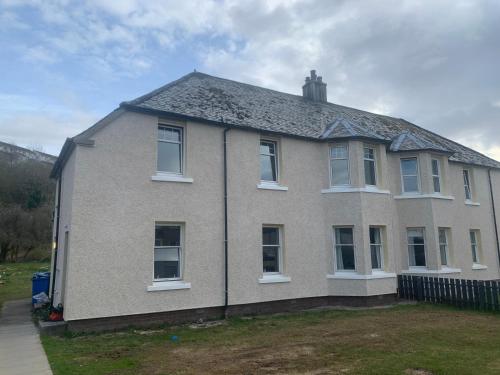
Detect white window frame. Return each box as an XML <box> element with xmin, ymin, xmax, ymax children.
<box><xmin>333</xmin><ymin>226</ymin><xmax>356</xmax><ymax>272</ymax></box>
<box><xmin>153</xmin><ymin>223</ymin><xmax>183</xmax><ymax>282</ymax></box>
<box><xmin>363</xmin><ymin>145</ymin><xmax>377</xmax><ymax>186</ymax></box>
<box><xmin>431</xmin><ymin>158</ymin><xmax>441</xmax><ymax>194</ymax></box>
<box><xmin>369</xmin><ymin>226</ymin><xmax>384</xmax><ymax>271</ymax></box>
<box><xmin>262</xmin><ymin>226</ymin><xmax>283</xmax><ymax>275</ymax></box>
<box><xmin>470</xmin><ymin>230</ymin><xmax>480</xmax><ymax>264</ymax></box>
<box><xmin>400</xmin><ymin>157</ymin><xmax>420</xmax><ymax>193</ymax></box>
<box><xmin>463</xmin><ymin>169</ymin><xmax>472</xmax><ymax>201</ymax></box>
<box><xmin>329</xmin><ymin>143</ymin><xmax>350</xmax><ymax>187</ymax></box>
<box><xmin>157</xmin><ymin>124</ymin><xmax>184</xmax><ymax>176</ymax></box>
<box><xmin>438</xmin><ymin>228</ymin><xmax>449</xmax><ymax>267</ymax></box>
<box><xmin>407</xmin><ymin>227</ymin><xmax>426</xmax><ymax>268</ymax></box>
<box><xmin>260</xmin><ymin>139</ymin><xmax>279</xmax><ymax>183</ymax></box>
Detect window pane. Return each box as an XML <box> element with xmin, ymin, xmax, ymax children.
<box><xmin>336</xmin><ymin>245</ymin><xmax>355</xmax><ymax>270</ymax></box>
<box><xmin>336</xmin><ymin>228</ymin><xmax>353</xmax><ymax>245</ymax></box>
<box><xmin>260</xmin><ymin>141</ymin><xmax>275</xmax><ymax>155</ymax></box>
<box><xmin>408</xmin><ymin>229</ymin><xmax>426</xmax><ymax>267</ymax></box>
<box><xmin>158</xmin><ymin>127</ymin><xmax>181</xmax><ymax>142</ymax></box>
<box><xmin>438</xmin><ymin>229</ymin><xmax>447</xmax><ymax>245</ymax></box>
<box><xmin>433</xmin><ymin>176</ymin><xmax>441</xmax><ymax>193</ymax></box>
<box><xmin>364</xmin><ymin>160</ymin><xmax>376</xmax><ymax>185</ymax></box>
<box><xmin>331</xmin><ymin>159</ymin><xmax>349</xmax><ymax>185</ymax></box>
<box><xmin>331</xmin><ymin>145</ymin><xmax>347</xmax><ymax>159</ymax></box>
<box><xmin>155</xmin><ymin>226</ymin><xmax>180</xmax><ymax>246</ymax></box>
<box><xmin>369</xmin><ymin>227</ymin><xmax>380</xmax><ymax>244</ymax></box>
<box><xmin>432</xmin><ymin>159</ymin><xmax>439</xmax><ymax>176</ymax></box>
<box><xmin>412</xmin><ymin>245</ymin><xmax>426</xmax><ymax>266</ymax></box>
<box><xmin>154</xmin><ymin>248</ymin><xmax>180</xmax><ymax>279</ymax></box>
<box><xmin>401</xmin><ymin>159</ymin><xmax>417</xmax><ymax>175</ymax></box>
<box><xmin>403</xmin><ymin>176</ymin><xmax>419</xmax><ymax>192</ymax></box>
<box><xmin>364</xmin><ymin>147</ymin><xmax>374</xmax><ymax>160</ymax></box>
<box><xmin>157</xmin><ymin>141</ymin><xmax>181</xmax><ymax>173</ymax></box>
<box><xmin>440</xmin><ymin>245</ymin><xmax>448</xmax><ymax>266</ymax></box>
<box><xmin>263</xmin><ymin>227</ymin><xmax>279</xmax><ymax>245</ymax></box>
<box><xmin>260</xmin><ymin>154</ymin><xmax>277</xmax><ymax>181</ymax></box>
<box><xmin>371</xmin><ymin>244</ymin><xmax>382</xmax><ymax>269</ymax></box>
<box><xmin>263</xmin><ymin>246</ymin><xmax>279</xmax><ymax>272</ymax></box>
<box><xmin>463</xmin><ymin>170</ymin><xmax>471</xmax><ymax>200</ymax></box>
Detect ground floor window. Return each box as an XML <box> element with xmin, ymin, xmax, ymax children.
<box><xmin>263</xmin><ymin>226</ymin><xmax>282</xmax><ymax>273</ymax></box>
<box><xmin>438</xmin><ymin>228</ymin><xmax>449</xmax><ymax>266</ymax></box>
<box><xmin>334</xmin><ymin>227</ymin><xmax>355</xmax><ymax>271</ymax></box>
<box><xmin>154</xmin><ymin>224</ymin><xmax>182</xmax><ymax>280</ymax></box>
<box><xmin>408</xmin><ymin>228</ymin><xmax>426</xmax><ymax>267</ymax></box>
<box><xmin>369</xmin><ymin>227</ymin><xmax>383</xmax><ymax>270</ymax></box>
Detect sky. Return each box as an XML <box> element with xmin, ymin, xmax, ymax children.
<box><xmin>0</xmin><ymin>0</ymin><xmax>499</xmax><ymax>159</ymax></box>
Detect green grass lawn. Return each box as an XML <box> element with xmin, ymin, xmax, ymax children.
<box><xmin>0</xmin><ymin>261</ymin><xmax>50</xmax><ymax>308</ymax></box>
<box><xmin>42</xmin><ymin>304</ymin><xmax>500</xmax><ymax>375</ymax></box>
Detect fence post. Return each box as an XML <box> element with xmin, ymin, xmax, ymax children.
<box><xmin>417</xmin><ymin>277</ymin><xmax>424</xmax><ymax>301</ymax></box>
<box><xmin>450</xmin><ymin>279</ymin><xmax>456</xmax><ymax>306</ymax></box>
<box><xmin>485</xmin><ymin>281</ymin><xmax>492</xmax><ymax>311</ymax></box>
<box><xmin>478</xmin><ymin>281</ymin><xmax>486</xmax><ymax>310</ymax></box>
<box><xmin>493</xmin><ymin>281</ymin><xmax>499</xmax><ymax>312</ymax></box>
<box><xmin>467</xmin><ymin>280</ymin><xmax>474</xmax><ymax>309</ymax></box>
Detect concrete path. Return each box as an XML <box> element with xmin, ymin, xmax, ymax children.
<box><xmin>0</xmin><ymin>299</ymin><xmax>52</xmax><ymax>375</ymax></box>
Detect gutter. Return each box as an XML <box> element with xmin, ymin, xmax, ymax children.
<box><xmin>50</xmin><ymin>176</ymin><xmax>62</xmax><ymax>306</ymax></box>
<box><xmin>488</xmin><ymin>169</ymin><xmax>500</xmax><ymax>268</ymax></box>
<box><xmin>223</xmin><ymin>122</ymin><xmax>230</xmax><ymax>314</ymax></box>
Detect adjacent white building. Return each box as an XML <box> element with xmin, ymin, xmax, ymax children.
<box><xmin>49</xmin><ymin>71</ymin><xmax>500</xmax><ymax>330</ymax></box>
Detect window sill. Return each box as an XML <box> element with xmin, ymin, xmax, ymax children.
<box><xmin>465</xmin><ymin>200</ymin><xmax>480</xmax><ymax>206</ymax></box>
<box><xmin>257</xmin><ymin>182</ymin><xmax>288</xmax><ymax>191</ymax></box>
<box><xmin>327</xmin><ymin>271</ymin><xmax>396</xmax><ymax>280</ymax></box>
<box><xmin>394</xmin><ymin>194</ymin><xmax>454</xmax><ymax>200</ymax></box>
<box><xmin>472</xmin><ymin>264</ymin><xmax>487</xmax><ymax>270</ymax></box>
<box><xmin>258</xmin><ymin>274</ymin><xmax>291</xmax><ymax>284</ymax></box>
<box><xmin>147</xmin><ymin>281</ymin><xmax>191</xmax><ymax>292</ymax></box>
<box><xmin>401</xmin><ymin>267</ymin><xmax>461</xmax><ymax>275</ymax></box>
<box><xmin>151</xmin><ymin>174</ymin><xmax>193</xmax><ymax>183</ymax></box>
<box><xmin>321</xmin><ymin>187</ymin><xmax>390</xmax><ymax>194</ymax></box>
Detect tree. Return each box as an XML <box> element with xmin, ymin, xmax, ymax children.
<box><xmin>0</xmin><ymin>158</ymin><xmax>55</xmax><ymax>262</ymax></box>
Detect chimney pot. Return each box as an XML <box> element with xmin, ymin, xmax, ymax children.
<box><xmin>302</xmin><ymin>70</ymin><xmax>327</xmax><ymax>102</ymax></box>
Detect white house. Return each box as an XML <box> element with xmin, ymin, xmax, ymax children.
<box><xmin>49</xmin><ymin>71</ymin><xmax>500</xmax><ymax>331</ymax></box>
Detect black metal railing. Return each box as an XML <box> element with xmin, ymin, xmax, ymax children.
<box><xmin>398</xmin><ymin>274</ymin><xmax>500</xmax><ymax>311</ymax></box>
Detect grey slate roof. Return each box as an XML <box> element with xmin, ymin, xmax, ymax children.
<box><xmin>122</xmin><ymin>72</ymin><xmax>499</xmax><ymax>169</ymax></box>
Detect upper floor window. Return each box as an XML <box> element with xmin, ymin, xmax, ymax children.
<box><xmin>431</xmin><ymin>159</ymin><xmax>441</xmax><ymax>193</ymax></box>
<box><xmin>438</xmin><ymin>228</ymin><xmax>449</xmax><ymax>266</ymax></box>
<box><xmin>463</xmin><ymin>169</ymin><xmax>472</xmax><ymax>200</ymax></box>
<box><xmin>369</xmin><ymin>227</ymin><xmax>383</xmax><ymax>270</ymax></box>
<box><xmin>408</xmin><ymin>228</ymin><xmax>426</xmax><ymax>267</ymax></box>
<box><xmin>262</xmin><ymin>226</ymin><xmax>282</xmax><ymax>273</ymax></box>
<box><xmin>157</xmin><ymin>125</ymin><xmax>183</xmax><ymax>174</ymax></box>
<box><xmin>154</xmin><ymin>224</ymin><xmax>182</xmax><ymax>280</ymax></box>
<box><xmin>260</xmin><ymin>140</ymin><xmax>278</xmax><ymax>182</ymax></box>
<box><xmin>330</xmin><ymin>144</ymin><xmax>349</xmax><ymax>186</ymax></box>
<box><xmin>470</xmin><ymin>230</ymin><xmax>480</xmax><ymax>264</ymax></box>
<box><xmin>334</xmin><ymin>227</ymin><xmax>355</xmax><ymax>271</ymax></box>
<box><xmin>364</xmin><ymin>146</ymin><xmax>377</xmax><ymax>186</ymax></box>
<box><xmin>400</xmin><ymin>158</ymin><xmax>419</xmax><ymax>193</ymax></box>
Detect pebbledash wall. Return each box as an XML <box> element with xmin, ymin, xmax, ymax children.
<box><xmin>52</xmin><ymin>110</ymin><xmax>500</xmax><ymax>323</ymax></box>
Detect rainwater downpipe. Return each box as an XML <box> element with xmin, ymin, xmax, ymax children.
<box><xmin>50</xmin><ymin>176</ymin><xmax>62</xmax><ymax>306</ymax></box>
<box><xmin>223</xmin><ymin>121</ymin><xmax>230</xmax><ymax>314</ymax></box>
<box><xmin>488</xmin><ymin>168</ymin><xmax>500</xmax><ymax>270</ymax></box>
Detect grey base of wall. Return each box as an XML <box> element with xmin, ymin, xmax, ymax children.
<box><xmin>64</xmin><ymin>294</ymin><xmax>397</xmax><ymax>334</ymax></box>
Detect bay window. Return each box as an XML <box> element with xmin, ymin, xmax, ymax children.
<box><xmin>408</xmin><ymin>228</ymin><xmax>426</xmax><ymax>267</ymax></box>
<box><xmin>330</xmin><ymin>144</ymin><xmax>349</xmax><ymax>186</ymax></box>
<box><xmin>334</xmin><ymin>227</ymin><xmax>355</xmax><ymax>271</ymax></box>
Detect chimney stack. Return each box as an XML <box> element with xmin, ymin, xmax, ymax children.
<box><xmin>302</xmin><ymin>70</ymin><xmax>327</xmax><ymax>102</ymax></box>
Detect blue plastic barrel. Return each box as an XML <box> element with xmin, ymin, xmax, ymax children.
<box><xmin>32</xmin><ymin>272</ymin><xmax>50</xmax><ymax>296</ymax></box>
